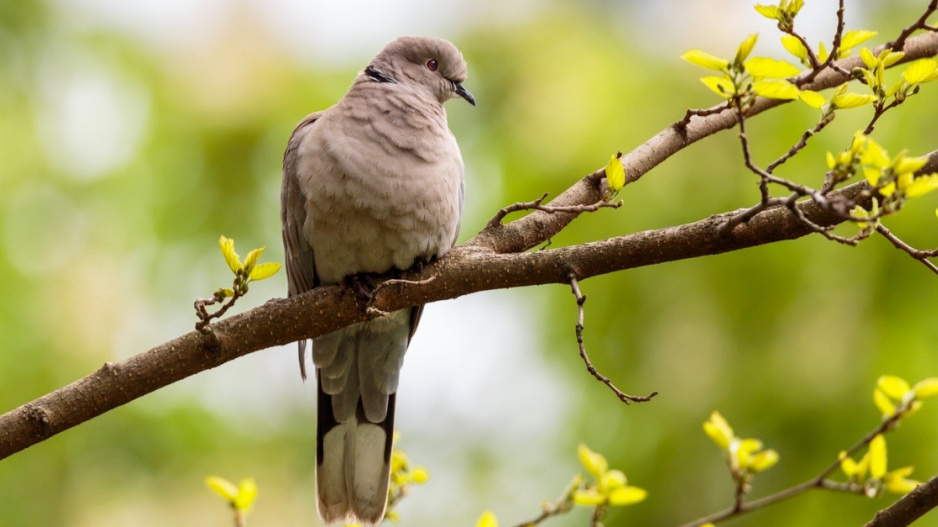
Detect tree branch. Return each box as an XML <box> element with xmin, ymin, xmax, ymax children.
<box><xmin>865</xmin><ymin>473</ymin><xmax>938</xmax><ymax>527</ymax></box>
<box><xmin>0</xmin><ymin>179</ymin><xmax>875</xmax><ymax>460</ymax></box>
<box><xmin>2</xmin><ymin>32</ymin><xmax>937</xmax><ymax>462</ymax></box>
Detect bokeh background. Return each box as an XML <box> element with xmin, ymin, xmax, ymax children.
<box><xmin>2</xmin><ymin>0</ymin><xmax>938</xmax><ymax>525</ymax></box>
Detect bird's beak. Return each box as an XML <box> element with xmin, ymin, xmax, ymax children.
<box><xmin>455</xmin><ymin>82</ymin><xmax>476</xmax><ymax>106</ymax></box>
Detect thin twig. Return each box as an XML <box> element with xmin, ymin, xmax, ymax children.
<box><xmin>485</xmin><ymin>193</ymin><xmax>620</xmax><ymax>231</ymax></box>
<box><xmin>677</xmin><ymin>409</ymin><xmax>908</xmax><ymax>527</ymax></box>
<box><xmin>568</xmin><ymin>274</ymin><xmax>657</xmax><ymax>405</ymax></box>
<box><xmin>876</xmin><ymin>224</ymin><xmax>938</xmax><ymax>276</ymax></box>
<box><xmin>889</xmin><ymin>0</ymin><xmax>938</xmax><ymax>51</ymax></box>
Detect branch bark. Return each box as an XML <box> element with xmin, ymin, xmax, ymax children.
<box><xmin>1</xmin><ymin>31</ymin><xmax>937</xmax><ymax>466</ymax></box>
<box><xmin>0</xmin><ymin>180</ymin><xmax>872</xmax><ymax>460</ymax></box>
<box><xmin>865</xmin><ymin>473</ymin><xmax>938</xmax><ymax>527</ymax></box>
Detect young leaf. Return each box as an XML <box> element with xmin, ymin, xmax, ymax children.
<box><xmin>243</xmin><ymin>247</ymin><xmax>265</xmax><ymax>274</ymax></box>
<box><xmin>249</xmin><ymin>262</ymin><xmax>282</xmax><ymax>281</ymax></box>
<box><xmin>205</xmin><ymin>476</ymin><xmax>239</xmax><ymax>502</ymax></box>
<box><xmin>476</xmin><ymin>511</ymin><xmax>499</xmax><ymax>527</ymax></box>
<box><xmin>700</xmin><ymin>76</ymin><xmax>735</xmax><ymax>98</ymax></box>
<box><xmin>913</xmin><ymin>377</ymin><xmax>938</xmax><ymax>399</ymax></box>
<box><xmin>604</xmin><ymin>152</ymin><xmax>625</xmax><ymax>193</ymax></box>
<box><xmin>754</xmin><ymin>4</ymin><xmax>780</xmax><ymax>20</ymax></box>
<box><xmin>902</xmin><ymin>58</ymin><xmax>938</xmax><ymax>84</ymax></box>
<box><xmin>608</xmin><ymin>486</ymin><xmax>647</xmax><ymax>506</ymax></box>
<box><xmin>681</xmin><ymin>50</ymin><xmax>730</xmax><ymax>71</ymax></box>
<box><xmin>735</xmin><ymin>34</ymin><xmax>759</xmax><ymax>65</ymax></box>
<box><xmin>831</xmin><ymin>92</ymin><xmax>876</xmax><ymax>109</ymax></box>
<box><xmin>870</xmin><ymin>434</ymin><xmax>887</xmax><ymax>480</ymax></box>
<box><xmin>840</xmin><ymin>30</ymin><xmax>878</xmax><ymax>53</ymax></box>
<box><xmin>798</xmin><ymin>90</ymin><xmax>825</xmax><ymax>109</ymax></box>
<box><xmin>877</xmin><ymin>375</ymin><xmax>911</xmax><ymax>400</ymax></box>
<box><xmin>752</xmin><ymin>79</ymin><xmax>800</xmax><ymax>100</ymax></box>
<box><xmin>780</xmin><ymin>35</ymin><xmax>808</xmax><ymax>61</ymax></box>
<box><xmin>578</xmin><ymin>444</ymin><xmax>608</xmax><ymax>478</ymax></box>
<box><xmin>218</xmin><ymin>236</ymin><xmax>242</xmax><ymax>273</ymax></box>
<box><xmin>744</xmin><ymin>57</ymin><xmax>800</xmax><ymax>79</ymax></box>
<box><xmin>234</xmin><ymin>478</ymin><xmax>258</xmax><ymax>512</ymax></box>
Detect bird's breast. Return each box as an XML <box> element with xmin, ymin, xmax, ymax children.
<box><xmin>298</xmin><ymin>110</ymin><xmax>463</xmax><ymax>284</ymax></box>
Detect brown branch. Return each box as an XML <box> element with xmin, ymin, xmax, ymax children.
<box><xmin>2</xmin><ymin>32</ymin><xmax>937</xmax><ymax>463</ymax></box>
<box><xmin>568</xmin><ymin>274</ymin><xmax>656</xmax><ymax>405</ymax></box>
<box><xmin>865</xmin><ymin>473</ymin><xmax>938</xmax><ymax>527</ymax></box>
<box><xmin>0</xmin><ymin>178</ymin><xmax>878</xmax><ymax>461</ymax></box>
<box><xmin>465</xmin><ymin>32</ymin><xmax>938</xmax><ymax>255</ymax></box>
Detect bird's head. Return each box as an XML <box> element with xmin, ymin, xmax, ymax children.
<box><xmin>369</xmin><ymin>36</ymin><xmax>476</xmax><ymax>106</ymax></box>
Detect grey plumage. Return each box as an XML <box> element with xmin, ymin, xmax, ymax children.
<box><xmin>280</xmin><ymin>36</ymin><xmax>473</xmax><ymax>525</ymax></box>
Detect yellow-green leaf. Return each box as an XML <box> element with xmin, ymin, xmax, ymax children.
<box><xmin>572</xmin><ymin>489</ymin><xmax>606</xmax><ymax>506</ymax></box>
<box><xmin>218</xmin><ymin>236</ymin><xmax>242</xmax><ymax>273</ymax></box>
<box><xmin>700</xmin><ymin>76</ymin><xmax>735</xmax><ymax>98</ymax></box>
<box><xmin>249</xmin><ymin>262</ymin><xmax>281</xmax><ymax>281</ymax></box>
<box><xmin>840</xmin><ymin>452</ymin><xmax>859</xmax><ymax>478</ymax></box>
<box><xmin>735</xmin><ymin>34</ymin><xmax>759</xmax><ymax>65</ymax></box>
<box><xmin>243</xmin><ymin>247</ymin><xmax>265</xmax><ymax>274</ymax></box>
<box><xmin>841</xmin><ymin>30</ymin><xmax>878</xmax><ymax>52</ymax></box>
<box><xmin>818</xmin><ymin>41</ymin><xmax>830</xmax><ymax>63</ymax></box>
<box><xmin>913</xmin><ymin>377</ymin><xmax>938</xmax><ymax>399</ymax></box>
<box><xmin>703</xmin><ymin>411</ymin><xmax>734</xmax><ymax>449</ymax></box>
<box><xmin>754</xmin><ymin>4</ymin><xmax>780</xmax><ymax>20</ymax></box>
<box><xmin>735</xmin><ymin>438</ymin><xmax>763</xmax><ymax>470</ymax></box>
<box><xmin>905</xmin><ymin>174</ymin><xmax>938</xmax><ymax>198</ymax></box>
<box><xmin>604</xmin><ymin>152</ymin><xmax>625</xmax><ymax>193</ymax></box>
<box><xmin>476</xmin><ymin>510</ymin><xmax>499</xmax><ymax>527</ymax></box>
<box><xmin>870</xmin><ymin>434</ymin><xmax>887</xmax><ymax>480</ymax></box>
<box><xmin>782</xmin><ymin>0</ymin><xmax>804</xmax><ymax>16</ymax></box>
<box><xmin>578</xmin><ymin>444</ymin><xmax>608</xmax><ymax>478</ymax></box>
<box><xmin>682</xmin><ymin>50</ymin><xmax>730</xmax><ymax>71</ymax></box>
<box><xmin>608</xmin><ymin>486</ymin><xmax>648</xmax><ymax>506</ymax></box>
<box><xmin>600</xmin><ymin>469</ymin><xmax>627</xmax><ymax>491</ymax></box>
<box><xmin>878</xmin><ymin>376</ymin><xmax>911</xmax><ymax>400</ymax></box>
<box><xmin>895</xmin><ymin>155</ymin><xmax>929</xmax><ymax>176</ymax></box>
<box><xmin>874</xmin><ymin>388</ymin><xmax>897</xmax><ymax>416</ymax></box>
<box><xmin>831</xmin><ymin>92</ymin><xmax>876</xmax><ymax>109</ymax></box>
<box><xmin>233</xmin><ymin>478</ymin><xmax>258</xmax><ymax>512</ymax></box>
<box><xmin>881</xmin><ymin>51</ymin><xmax>906</xmax><ymax>67</ymax></box>
<box><xmin>220</xmin><ymin>288</ymin><xmax>235</xmax><ymax>298</ymax></box>
<box><xmin>886</xmin><ymin>476</ymin><xmax>920</xmax><ymax>494</ymax></box>
<box><xmin>902</xmin><ymin>58</ymin><xmax>938</xmax><ymax>84</ymax></box>
<box><xmin>863</xmin><ymin>167</ymin><xmax>882</xmax><ymax>187</ymax></box>
<box><xmin>752</xmin><ymin>79</ymin><xmax>800</xmax><ymax>100</ymax></box>
<box><xmin>799</xmin><ymin>90</ymin><xmax>825</xmax><ymax>108</ymax></box>
<box><xmin>751</xmin><ymin>449</ymin><xmax>779</xmax><ymax>472</ymax></box>
<box><xmin>206</xmin><ymin>476</ymin><xmax>239</xmax><ymax>502</ymax></box>
<box><xmin>410</xmin><ymin>467</ymin><xmax>431</xmax><ymax>484</ymax></box>
<box><xmin>859</xmin><ymin>47</ymin><xmax>878</xmax><ymax>69</ymax></box>
<box><xmin>781</xmin><ymin>35</ymin><xmax>808</xmax><ymax>61</ymax></box>
<box><xmin>745</xmin><ymin>57</ymin><xmax>800</xmax><ymax>79</ymax></box>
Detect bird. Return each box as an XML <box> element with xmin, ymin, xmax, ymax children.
<box><xmin>280</xmin><ymin>36</ymin><xmax>475</xmax><ymax>525</ymax></box>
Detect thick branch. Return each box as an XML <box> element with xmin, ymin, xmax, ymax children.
<box><xmin>0</xmin><ymin>181</ymin><xmax>874</xmax><ymax>460</ymax></box>
<box><xmin>467</xmin><ymin>32</ymin><xmax>938</xmax><ymax>254</ymax></box>
<box><xmin>865</xmin><ymin>473</ymin><xmax>938</xmax><ymax>527</ymax></box>
<box><xmin>3</xmin><ymin>32</ymin><xmax>937</xmax><ymax>463</ymax></box>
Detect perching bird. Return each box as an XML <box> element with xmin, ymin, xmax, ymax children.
<box><xmin>280</xmin><ymin>37</ymin><xmax>474</xmax><ymax>525</ymax></box>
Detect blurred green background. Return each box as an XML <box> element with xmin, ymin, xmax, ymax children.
<box><xmin>2</xmin><ymin>0</ymin><xmax>938</xmax><ymax>525</ymax></box>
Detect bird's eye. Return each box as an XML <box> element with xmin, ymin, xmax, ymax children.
<box><xmin>426</xmin><ymin>59</ymin><xmax>438</xmax><ymax>72</ymax></box>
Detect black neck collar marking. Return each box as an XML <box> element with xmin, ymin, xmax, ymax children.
<box><xmin>364</xmin><ymin>65</ymin><xmax>396</xmax><ymax>83</ymax></box>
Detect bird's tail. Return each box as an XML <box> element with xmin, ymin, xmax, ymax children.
<box><xmin>316</xmin><ymin>377</ymin><xmax>396</xmax><ymax>525</ymax></box>
<box><xmin>313</xmin><ymin>311</ymin><xmax>411</xmax><ymax>525</ymax></box>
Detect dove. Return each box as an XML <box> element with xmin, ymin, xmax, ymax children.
<box><xmin>280</xmin><ymin>36</ymin><xmax>474</xmax><ymax>525</ymax></box>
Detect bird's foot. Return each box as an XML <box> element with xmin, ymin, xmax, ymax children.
<box><xmin>343</xmin><ymin>272</ymin><xmax>380</xmax><ymax>302</ymax></box>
